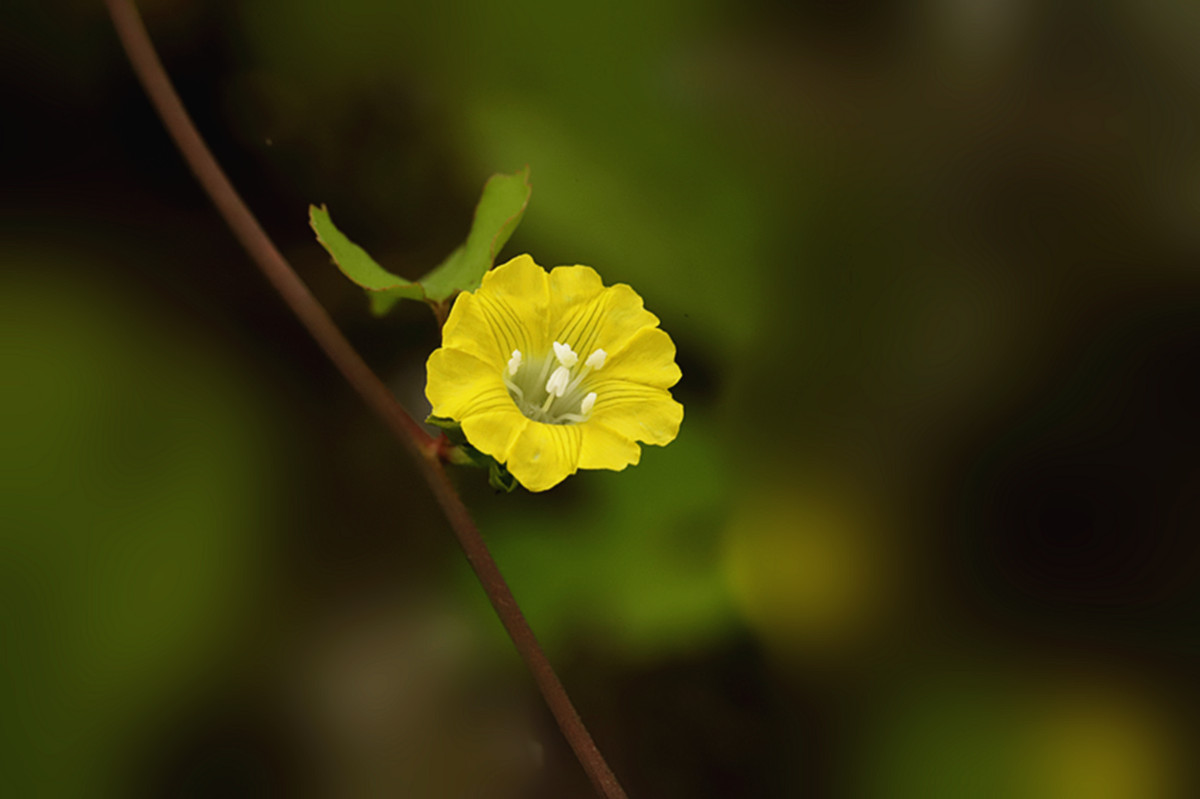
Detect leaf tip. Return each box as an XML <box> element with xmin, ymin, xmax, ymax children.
<box><xmin>308</xmin><ymin>204</ymin><xmax>333</xmax><ymax>240</ymax></box>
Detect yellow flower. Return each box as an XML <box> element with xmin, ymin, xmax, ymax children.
<box><xmin>426</xmin><ymin>254</ymin><xmax>684</xmax><ymax>491</ymax></box>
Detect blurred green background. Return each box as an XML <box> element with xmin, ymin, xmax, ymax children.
<box><xmin>4</xmin><ymin>0</ymin><xmax>1200</xmax><ymax>796</ymax></box>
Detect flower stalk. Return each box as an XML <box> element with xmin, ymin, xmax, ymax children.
<box><xmin>103</xmin><ymin>2</ymin><xmax>628</xmax><ymax>797</ymax></box>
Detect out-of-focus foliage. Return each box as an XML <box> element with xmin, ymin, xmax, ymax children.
<box><xmin>475</xmin><ymin>414</ymin><xmax>734</xmax><ymax>659</ymax></box>
<box><xmin>723</xmin><ymin>471</ymin><xmax>897</xmax><ymax>661</ymax></box>
<box><xmin>0</xmin><ymin>255</ymin><xmax>278</xmax><ymax>796</ymax></box>
<box><xmin>860</xmin><ymin>669</ymin><xmax>1184</xmax><ymax>799</ymax></box>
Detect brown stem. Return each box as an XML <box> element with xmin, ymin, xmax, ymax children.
<box><xmin>103</xmin><ymin>2</ymin><xmax>628</xmax><ymax>797</ymax></box>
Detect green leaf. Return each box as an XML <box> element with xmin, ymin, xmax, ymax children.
<box><xmin>369</xmin><ymin>285</ymin><xmax>423</xmax><ymax>315</ymax></box>
<box><xmin>309</xmin><ymin>205</ymin><xmax>425</xmax><ymax>300</ymax></box>
<box><xmin>418</xmin><ymin>166</ymin><xmax>532</xmax><ymax>301</ymax></box>
<box><xmin>311</xmin><ymin>166</ymin><xmax>532</xmax><ymax>313</ymax></box>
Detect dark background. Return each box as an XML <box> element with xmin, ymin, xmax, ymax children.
<box><xmin>3</xmin><ymin>0</ymin><xmax>1200</xmax><ymax>796</ymax></box>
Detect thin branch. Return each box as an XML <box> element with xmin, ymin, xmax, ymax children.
<box><xmin>103</xmin><ymin>3</ymin><xmax>628</xmax><ymax>798</ymax></box>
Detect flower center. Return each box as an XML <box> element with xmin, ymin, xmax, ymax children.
<box><xmin>503</xmin><ymin>341</ymin><xmax>605</xmax><ymax>424</ymax></box>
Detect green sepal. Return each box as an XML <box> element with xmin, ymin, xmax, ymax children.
<box><xmin>425</xmin><ymin>415</ymin><xmax>518</xmax><ymax>492</ymax></box>
<box><xmin>310</xmin><ymin>166</ymin><xmax>532</xmax><ymax>315</ymax></box>
<box><xmin>487</xmin><ymin>461</ymin><xmax>519</xmax><ymax>493</ymax></box>
<box><xmin>425</xmin><ymin>415</ymin><xmax>462</xmax><ymax>431</ymax></box>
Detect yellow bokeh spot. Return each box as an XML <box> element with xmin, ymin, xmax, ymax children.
<box><xmin>1028</xmin><ymin>683</ymin><xmax>1181</xmax><ymax>799</ymax></box>
<box><xmin>722</xmin><ymin>478</ymin><xmax>891</xmax><ymax>658</ymax></box>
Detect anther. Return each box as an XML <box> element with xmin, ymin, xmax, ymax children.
<box><xmin>545</xmin><ymin>365</ymin><xmax>571</xmax><ymax>397</ymax></box>
<box><xmin>507</xmin><ymin>349</ymin><xmax>523</xmax><ymax>376</ymax></box>
<box><xmin>585</xmin><ymin>348</ymin><xmax>607</xmax><ymax>370</ymax></box>
<box><xmin>580</xmin><ymin>392</ymin><xmax>597</xmax><ymax>416</ymax></box>
<box><xmin>553</xmin><ymin>341</ymin><xmax>579</xmax><ymax>367</ymax></box>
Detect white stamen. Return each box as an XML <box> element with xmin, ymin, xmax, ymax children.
<box><xmin>580</xmin><ymin>392</ymin><xmax>597</xmax><ymax>416</ymax></box>
<box><xmin>507</xmin><ymin>349</ymin><xmax>523</xmax><ymax>376</ymax></box>
<box><xmin>552</xmin><ymin>341</ymin><xmax>579</xmax><ymax>367</ymax></box>
<box><xmin>585</xmin><ymin>348</ymin><xmax>607</xmax><ymax>370</ymax></box>
<box><xmin>545</xmin><ymin>365</ymin><xmax>571</xmax><ymax>397</ymax></box>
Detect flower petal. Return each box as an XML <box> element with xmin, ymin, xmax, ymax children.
<box><xmin>426</xmin><ymin>348</ymin><xmax>514</xmax><ymax>420</ymax></box>
<box><xmin>578</xmin><ymin>422</ymin><xmax>642</xmax><ymax>471</ymax></box>
<box><xmin>461</xmin><ymin>409</ymin><xmax>529</xmax><ymax>463</ymax></box>
<box><xmin>441</xmin><ymin>255</ymin><xmax>550</xmax><ymax>366</ymax></box>
<box><xmin>549</xmin><ymin>267</ymin><xmax>660</xmax><ymax>359</ymax></box>
<box><xmin>548</xmin><ymin>263</ymin><xmax>605</xmax><ymax>308</ymax></box>
<box><xmin>599</xmin><ymin>326</ymin><xmax>682</xmax><ymax>389</ymax></box>
<box><xmin>587</xmin><ymin>381</ymin><xmax>684</xmax><ymax>446</ymax></box>
<box><xmin>438</xmin><ymin>293</ymin><xmax>508</xmax><ymax>368</ymax></box>
<box><xmin>505</xmin><ymin>422</ymin><xmax>583</xmax><ymax>492</ymax></box>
